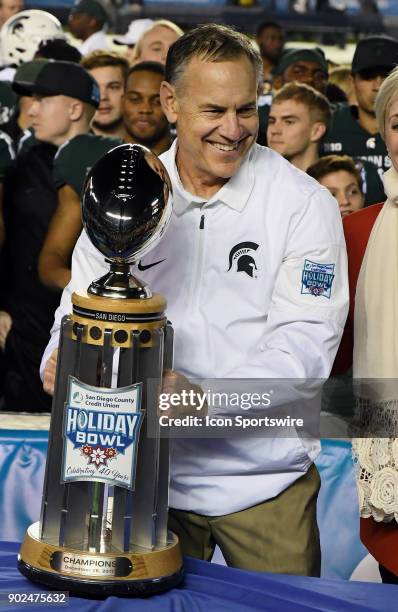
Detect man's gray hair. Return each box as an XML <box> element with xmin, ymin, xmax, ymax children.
<box><xmin>375</xmin><ymin>66</ymin><xmax>398</xmax><ymax>140</ymax></box>
<box><xmin>165</xmin><ymin>24</ymin><xmax>262</xmax><ymax>90</ymax></box>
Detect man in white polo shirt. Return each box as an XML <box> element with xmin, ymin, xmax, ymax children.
<box><xmin>41</xmin><ymin>24</ymin><xmax>348</xmax><ymax>576</ymax></box>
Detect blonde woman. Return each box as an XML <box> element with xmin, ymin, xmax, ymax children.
<box><xmin>340</xmin><ymin>66</ymin><xmax>398</xmax><ymax>583</ymax></box>
<box><xmin>131</xmin><ymin>20</ymin><xmax>183</xmax><ymax>65</ymax></box>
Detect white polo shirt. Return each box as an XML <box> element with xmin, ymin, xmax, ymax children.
<box><xmin>79</xmin><ymin>30</ymin><xmax>109</xmax><ymax>56</ymax></box>
<box><xmin>42</xmin><ymin>141</ymin><xmax>349</xmax><ymax>515</ymax></box>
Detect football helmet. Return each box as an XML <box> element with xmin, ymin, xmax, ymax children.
<box><xmin>1</xmin><ymin>10</ymin><xmax>64</xmax><ymax>68</ymax></box>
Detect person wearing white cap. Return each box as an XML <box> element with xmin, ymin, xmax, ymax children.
<box><xmin>113</xmin><ymin>18</ymin><xmax>153</xmax><ymax>64</ymax></box>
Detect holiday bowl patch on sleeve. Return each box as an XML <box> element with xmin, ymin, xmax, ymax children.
<box><xmin>301</xmin><ymin>259</ymin><xmax>335</xmax><ymax>298</ymax></box>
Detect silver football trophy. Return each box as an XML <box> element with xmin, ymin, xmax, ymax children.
<box><xmin>18</xmin><ymin>144</ymin><xmax>184</xmax><ymax>596</ymax></box>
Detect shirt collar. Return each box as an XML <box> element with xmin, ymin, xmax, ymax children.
<box><xmin>161</xmin><ymin>139</ymin><xmax>256</xmax><ymax>216</ymax></box>
<box><xmin>80</xmin><ymin>30</ymin><xmax>107</xmax><ymax>53</ymax></box>
<box><xmin>86</xmin><ymin>30</ymin><xmax>107</xmax><ymax>43</ymax></box>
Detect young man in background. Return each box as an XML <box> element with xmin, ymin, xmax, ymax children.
<box><xmin>81</xmin><ymin>50</ymin><xmax>129</xmax><ymax>140</ymax></box>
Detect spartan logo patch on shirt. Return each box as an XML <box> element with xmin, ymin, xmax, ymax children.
<box><xmin>228</xmin><ymin>241</ymin><xmax>259</xmax><ymax>278</ymax></box>
<box><xmin>301</xmin><ymin>260</ymin><xmax>335</xmax><ymax>298</ymax></box>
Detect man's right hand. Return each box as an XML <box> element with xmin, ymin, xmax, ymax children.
<box><xmin>43</xmin><ymin>348</ymin><xmax>58</xmax><ymax>396</ymax></box>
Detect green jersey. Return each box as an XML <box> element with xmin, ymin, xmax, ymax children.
<box><xmin>257</xmin><ymin>95</ymin><xmax>272</xmax><ymax>146</ymax></box>
<box><xmin>357</xmin><ymin>159</ymin><xmax>386</xmax><ymax>206</ymax></box>
<box><xmin>53</xmin><ymin>133</ymin><xmax>122</xmax><ymax>197</ymax></box>
<box><xmin>17</xmin><ymin>129</ymin><xmax>41</xmax><ymax>156</ymax></box>
<box><xmin>322</xmin><ymin>104</ymin><xmax>386</xmax><ymax>205</ymax></box>
<box><xmin>322</xmin><ymin>104</ymin><xmax>389</xmax><ymax>171</ymax></box>
<box><xmin>0</xmin><ymin>81</ymin><xmax>17</xmax><ymax>126</ymax></box>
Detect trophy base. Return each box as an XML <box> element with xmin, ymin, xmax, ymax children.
<box><xmin>17</xmin><ymin>559</ymin><xmax>184</xmax><ymax>598</ymax></box>
<box><xmin>18</xmin><ymin>523</ymin><xmax>184</xmax><ymax>598</ymax></box>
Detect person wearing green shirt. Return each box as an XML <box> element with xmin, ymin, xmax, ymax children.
<box><xmin>81</xmin><ymin>50</ymin><xmax>129</xmax><ymax>141</ymax></box>
<box><xmin>267</xmin><ymin>82</ymin><xmax>330</xmax><ymax>172</ymax></box>
<box><xmin>52</xmin><ymin>132</ymin><xmax>121</xmax><ymax>198</ymax></box>
<box><xmin>258</xmin><ymin>47</ymin><xmax>329</xmax><ymax>146</ymax></box>
<box><xmin>322</xmin><ymin>36</ymin><xmax>398</xmax><ymax>204</ymax></box>
<box><xmin>11</xmin><ymin>60</ymin><xmax>121</xmax><ymax>291</ymax></box>
<box><xmin>39</xmin><ymin>60</ymin><xmax>171</xmax><ymax>292</ymax></box>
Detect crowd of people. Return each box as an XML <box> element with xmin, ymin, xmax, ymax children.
<box><xmin>0</xmin><ymin>4</ymin><xmax>179</xmax><ymax>411</ymax></box>
<box><xmin>0</xmin><ymin>0</ymin><xmax>397</xmax><ymax>585</ymax></box>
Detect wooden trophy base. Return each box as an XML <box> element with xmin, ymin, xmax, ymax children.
<box><xmin>18</xmin><ymin>523</ymin><xmax>184</xmax><ymax>597</ymax></box>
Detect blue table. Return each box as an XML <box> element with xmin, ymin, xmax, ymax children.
<box><xmin>0</xmin><ymin>430</ymin><xmax>368</xmax><ymax>580</ymax></box>
<box><xmin>0</xmin><ymin>541</ymin><xmax>396</xmax><ymax>611</ymax></box>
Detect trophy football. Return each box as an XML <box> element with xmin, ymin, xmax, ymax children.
<box><xmin>18</xmin><ymin>144</ymin><xmax>184</xmax><ymax>596</ymax></box>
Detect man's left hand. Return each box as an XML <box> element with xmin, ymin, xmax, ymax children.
<box><xmin>160</xmin><ymin>370</ymin><xmax>208</xmax><ymax>419</ymax></box>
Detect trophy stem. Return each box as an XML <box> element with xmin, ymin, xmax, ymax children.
<box><xmin>88</xmin><ymin>261</ymin><xmax>152</xmax><ymax>300</ymax></box>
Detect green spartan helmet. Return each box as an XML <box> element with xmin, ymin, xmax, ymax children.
<box><xmin>227</xmin><ymin>241</ymin><xmax>259</xmax><ymax>278</ymax></box>
<box><xmin>237</xmin><ymin>254</ymin><xmax>257</xmax><ymax>277</ymax></box>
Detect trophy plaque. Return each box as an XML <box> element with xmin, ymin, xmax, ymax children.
<box><xmin>18</xmin><ymin>144</ymin><xmax>184</xmax><ymax>596</ymax></box>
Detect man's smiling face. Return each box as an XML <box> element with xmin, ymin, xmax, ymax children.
<box><xmin>162</xmin><ymin>55</ymin><xmax>259</xmax><ymax>192</ymax></box>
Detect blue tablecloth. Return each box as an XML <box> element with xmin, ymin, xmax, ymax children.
<box><xmin>0</xmin><ymin>431</ymin><xmax>368</xmax><ymax>580</ymax></box>
<box><xmin>0</xmin><ymin>541</ymin><xmax>396</xmax><ymax>612</ymax></box>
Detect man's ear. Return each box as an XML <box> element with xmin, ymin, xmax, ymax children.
<box><xmin>310</xmin><ymin>121</ymin><xmax>327</xmax><ymax>143</ymax></box>
<box><xmin>160</xmin><ymin>81</ymin><xmax>179</xmax><ymax>124</ymax></box>
<box><xmin>69</xmin><ymin>99</ymin><xmax>84</xmax><ymax>121</ymax></box>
